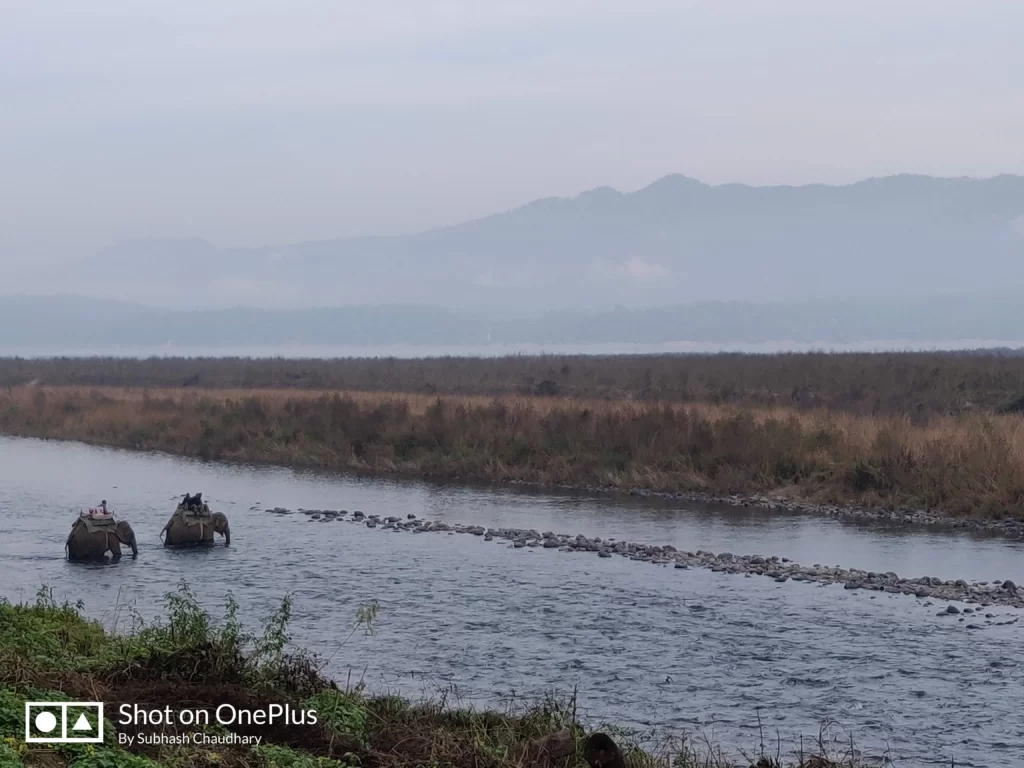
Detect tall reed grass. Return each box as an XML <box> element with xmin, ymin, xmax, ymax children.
<box><xmin>3</xmin><ymin>385</ymin><xmax>1024</xmax><ymax>518</ymax></box>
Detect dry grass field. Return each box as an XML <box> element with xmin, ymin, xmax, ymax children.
<box><xmin>4</xmin><ymin>351</ymin><xmax>1024</xmax><ymax>415</ymax></box>
<box><xmin>4</xmin><ymin>383</ymin><xmax>1024</xmax><ymax>518</ymax></box>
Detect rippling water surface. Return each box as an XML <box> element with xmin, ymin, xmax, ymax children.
<box><xmin>2</xmin><ymin>436</ymin><xmax>1023</xmax><ymax>767</ymax></box>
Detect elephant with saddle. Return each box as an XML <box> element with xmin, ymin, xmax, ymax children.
<box><xmin>161</xmin><ymin>495</ymin><xmax>230</xmax><ymax>547</ymax></box>
<box><xmin>66</xmin><ymin>513</ymin><xmax>138</xmax><ymax>561</ymax></box>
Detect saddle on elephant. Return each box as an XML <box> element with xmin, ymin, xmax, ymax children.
<box><xmin>174</xmin><ymin>502</ymin><xmax>213</xmax><ymax>524</ymax></box>
<box><xmin>75</xmin><ymin>511</ymin><xmax>119</xmax><ymax>535</ymax></box>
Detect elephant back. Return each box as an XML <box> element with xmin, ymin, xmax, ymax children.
<box><xmin>174</xmin><ymin>503</ymin><xmax>213</xmax><ymax>523</ymax></box>
<box><xmin>75</xmin><ymin>513</ymin><xmax>119</xmax><ymax>536</ymax></box>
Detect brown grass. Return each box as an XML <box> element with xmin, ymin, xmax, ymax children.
<box><xmin>4</xmin><ymin>350</ymin><xmax>1024</xmax><ymax>416</ymax></box>
<box><xmin>4</xmin><ymin>385</ymin><xmax>1024</xmax><ymax>518</ymax></box>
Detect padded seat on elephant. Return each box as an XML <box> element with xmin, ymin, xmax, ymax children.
<box><xmin>176</xmin><ymin>505</ymin><xmax>212</xmax><ymax>523</ymax></box>
<box><xmin>77</xmin><ymin>514</ymin><xmax>119</xmax><ymax>535</ymax></box>
<box><xmin>176</xmin><ymin>503</ymin><xmax>210</xmax><ymax>514</ymax></box>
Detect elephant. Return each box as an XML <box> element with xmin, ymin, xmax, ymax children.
<box><xmin>66</xmin><ymin>517</ymin><xmax>138</xmax><ymax>561</ymax></box>
<box><xmin>161</xmin><ymin>507</ymin><xmax>230</xmax><ymax>547</ymax></box>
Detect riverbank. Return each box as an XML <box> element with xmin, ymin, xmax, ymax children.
<box><xmin>3</xmin><ymin>385</ymin><xmax>1024</xmax><ymax>523</ymax></box>
<box><xmin>0</xmin><ymin>586</ymin><xmax>875</xmax><ymax>768</ymax></box>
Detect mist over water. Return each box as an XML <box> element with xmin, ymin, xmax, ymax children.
<box><xmin>5</xmin><ymin>339</ymin><xmax>1024</xmax><ymax>360</ymax></box>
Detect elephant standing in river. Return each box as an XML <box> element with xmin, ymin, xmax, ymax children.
<box><xmin>161</xmin><ymin>508</ymin><xmax>230</xmax><ymax>547</ymax></box>
<box><xmin>66</xmin><ymin>518</ymin><xmax>138</xmax><ymax>561</ymax></box>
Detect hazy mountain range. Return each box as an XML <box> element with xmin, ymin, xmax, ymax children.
<box><xmin>4</xmin><ymin>293</ymin><xmax>1024</xmax><ymax>351</ymax></box>
<box><xmin>39</xmin><ymin>173</ymin><xmax>1024</xmax><ymax>311</ymax></box>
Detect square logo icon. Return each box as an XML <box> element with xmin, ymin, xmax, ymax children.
<box><xmin>25</xmin><ymin>702</ymin><xmax>104</xmax><ymax>743</ymax></box>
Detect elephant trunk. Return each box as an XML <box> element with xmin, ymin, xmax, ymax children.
<box><xmin>117</xmin><ymin>523</ymin><xmax>139</xmax><ymax>557</ymax></box>
<box><xmin>223</xmin><ymin>522</ymin><xmax>230</xmax><ymax>547</ymax></box>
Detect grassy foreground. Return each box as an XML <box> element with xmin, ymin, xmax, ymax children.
<box><xmin>0</xmin><ymin>586</ymin><xmax>871</xmax><ymax>768</ymax></box>
<box><xmin>3</xmin><ymin>385</ymin><xmax>1024</xmax><ymax>518</ymax></box>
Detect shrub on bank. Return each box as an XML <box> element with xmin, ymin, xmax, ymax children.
<box><xmin>0</xmin><ymin>585</ymin><xmax>875</xmax><ymax>768</ymax></box>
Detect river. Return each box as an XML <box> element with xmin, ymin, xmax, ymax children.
<box><xmin>1</xmin><ymin>436</ymin><xmax>1022</xmax><ymax>767</ymax></box>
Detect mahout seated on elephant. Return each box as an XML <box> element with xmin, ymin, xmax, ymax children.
<box><xmin>180</xmin><ymin>492</ymin><xmax>205</xmax><ymax>512</ymax></box>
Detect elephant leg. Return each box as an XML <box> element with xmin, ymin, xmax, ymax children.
<box><xmin>108</xmin><ymin>536</ymin><xmax>122</xmax><ymax>558</ymax></box>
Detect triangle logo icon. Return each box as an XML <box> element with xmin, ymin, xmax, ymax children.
<box><xmin>72</xmin><ymin>713</ymin><xmax>93</xmax><ymax>731</ymax></box>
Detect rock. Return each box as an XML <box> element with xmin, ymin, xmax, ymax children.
<box><xmin>598</xmin><ymin>551</ymin><xmax>612</xmax><ymax>558</ymax></box>
<box><xmin>1002</xmin><ymin>580</ymin><xmax>1017</xmax><ymax>591</ymax></box>
<box><xmin>945</xmin><ymin>605</ymin><xmax>961</xmax><ymax>615</ymax></box>
<box><xmin>583</xmin><ymin>733</ymin><xmax>625</xmax><ymax>768</ymax></box>
<box><xmin>543</xmin><ymin>539</ymin><xmax>559</xmax><ymax>548</ymax></box>
<box><xmin>407</xmin><ymin>513</ymin><xmax>416</xmax><ymax>519</ymax></box>
<box><xmin>775</xmin><ymin>576</ymin><xmax>788</xmax><ymax>583</ymax></box>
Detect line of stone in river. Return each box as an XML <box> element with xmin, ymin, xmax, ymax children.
<box><xmin>255</xmin><ymin>504</ymin><xmax>1024</xmax><ymax>618</ymax></box>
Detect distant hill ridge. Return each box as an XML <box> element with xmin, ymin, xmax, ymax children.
<box><xmin>60</xmin><ymin>173</ymin><xmax>1024</xmax><ymax>311</ymax></box>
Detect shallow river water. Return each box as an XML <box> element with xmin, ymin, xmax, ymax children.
<box><xmin>2</xmin><ymin>436</ymin><xmax>1023</xmax><ymax>767</ymax></box>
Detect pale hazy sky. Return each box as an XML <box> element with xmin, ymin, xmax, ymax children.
<box><xmin>2</xmin><ymin>0</ymin><xmax>1022</xmax><ymax>261</ymax></box>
